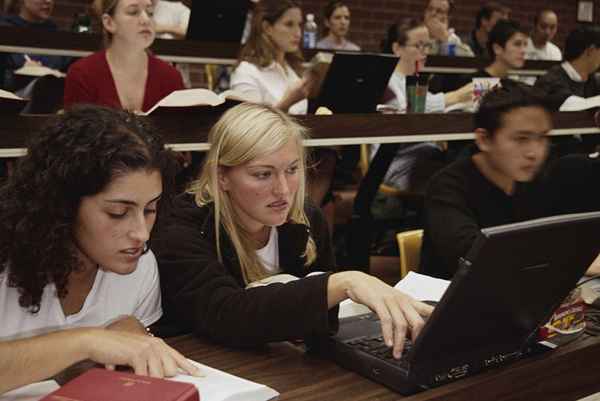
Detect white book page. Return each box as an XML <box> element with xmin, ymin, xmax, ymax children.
<box><xmin>171</xmin><ymin>360</ymin><xmax>279</xmax><ymax>401</ymax></box>
<box><xmin>0</xmin><ymin>89</ymin><xmax>24</xmax><ymax>100</ymax></box>
<box><xmin>13</xmin><ymin>65</ymin><xmax>65</xmax><ymax>78</ymax></box>
<box><xmin>0</xmin><ymin>380</ymin><xmax>59</xmax><ymax>401</ymax></box>
<box><xmin>394</xmin><ymin>271</ymin><xmax>450</xmax><ymax>302</ymax></box>
<box><xmin>559</xmin><ymin>95</ymin><xmax>600</xmax><ymax>112</ymax></box>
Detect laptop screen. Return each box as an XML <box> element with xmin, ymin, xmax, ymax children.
<box><xmin>410</xmin><ymin>211</ymin><xmax>600</xmax><ymax>381</ymax></box>
<box><xmin>186</xmin><ymin>0</ymin><xmax>251</xmax><ymax>43</ymax></box>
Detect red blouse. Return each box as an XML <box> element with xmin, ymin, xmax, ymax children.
<box><xmin>63</xmin><ymin>50</ymin><xmax>184</xmax><ymax>112</ymax></box>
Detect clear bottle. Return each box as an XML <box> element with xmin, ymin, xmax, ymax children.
<box><xmin>303</xmin><ymin>13</ymin><xmax>318</xmax><ymax>49</ymax></box>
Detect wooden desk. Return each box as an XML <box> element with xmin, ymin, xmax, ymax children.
<box><xmin>167</xmin><ymin>334</ymin><xmax>600</xmax><ymax>401</ymax></box>
<box><xmin>0</xmin><ymin>26</ymin><xmax>558</xmax><ymax>75</ymax></box>
<box><xmin>1</xmin><ymin>111</ymin><xmax>599</xmax><ymax>157</ymax></box>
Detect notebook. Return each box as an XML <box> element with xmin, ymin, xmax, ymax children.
<box><xmin>186</xmin><ymin>0</ymin><xmax>250</xmax><ymax>43</ymax></box>
<box><xmin>315</xmin><ymin>52</ymin><xmax>398</xmax><ymax>113</ymax></box>
<box><xmin>326</xmin><ymin>211</ymin><xmax>600</xmax><ymax>395</ymax></box>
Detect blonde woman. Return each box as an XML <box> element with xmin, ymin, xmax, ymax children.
<box><xmin>152</xmin><ymin>103</ymin><xmax>433</xmax><ymax>359</ymax></box>
<box><xmin>63</xmin><ymin>0</ymin><xmax>183</xmax><ymax>112</ymax></box>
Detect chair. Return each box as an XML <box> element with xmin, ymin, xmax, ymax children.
<box><xmin>396</xmin><ymin>229</ymin><xmax>423</xmax><ymax>278</ymax></box>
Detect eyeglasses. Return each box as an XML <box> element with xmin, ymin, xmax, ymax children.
<box><xmin>405</xmin><ymin>42</ymin><xmax>433</xmax><ymax>52</ymax></box>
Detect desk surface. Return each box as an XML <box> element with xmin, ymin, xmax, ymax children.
<box><xmin>0</xmin><ymin>26</ymin><xmax>558</xmax><ymax>75</ymax></box>
<box><xmin>1</xmin><ymin>111</ymin><xmax>599</xmax><ymax>158</ymax></box>
<box><xmin>167</xmin><ymin>333</ymin><xmax>600</xmax><ymax>401</ymax></box>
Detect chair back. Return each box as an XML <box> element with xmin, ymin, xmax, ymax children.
<box><xmin>396</xmin><ymin>229</ymin><xmax>423</xmax><ymax>278</ymax></box>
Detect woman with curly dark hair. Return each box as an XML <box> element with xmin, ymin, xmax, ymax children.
<box><xmin>0</xmin><ymin>105</ymin><xmax>199</xmax><ymax>395</ymax></box>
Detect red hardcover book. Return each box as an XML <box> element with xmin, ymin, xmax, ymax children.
<box><xmin>40</xmin><ymin>368</ymin><xmax>199</xmax><ymax>401</ymax></box>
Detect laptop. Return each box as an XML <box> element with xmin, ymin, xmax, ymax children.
<box><xmin>315</xmin><ymin>52</ymin><xmax>398</xmax><ymax>113</ymax></box>
<box><xmin>326</xmin><ymin>211</ymin><xmax>600</xmax><ymax>395</ymax></box>
<box><xmin>186</xmin><ymin>0</ymin><xmax>250</xmax><ymax>43</ymax></box>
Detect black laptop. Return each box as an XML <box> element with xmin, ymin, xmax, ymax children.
<box><xmin>327</xmin><ymin>211</ymin><xmax>600</xmax><ymax>395</ymax></box>
<box><xmin>186</xmin><ymin>0</ymin><xmax>250</xmax><ymax>43</ymax></box>
<box><xmin>315</xmin><ymin>52</ymin><xmax>398</xmax><ymax>113</ymax></box>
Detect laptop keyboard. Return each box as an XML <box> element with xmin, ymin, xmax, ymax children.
<box><xmin>346</xmin><ymin>335</ymin><xmax>413</xmax><ymax>368</ymax></box>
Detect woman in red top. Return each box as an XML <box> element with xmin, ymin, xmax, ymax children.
<box><xmin>64</xmin><ymin>0</ymin><xmax>184</xmax><ymax>112</ymax></box>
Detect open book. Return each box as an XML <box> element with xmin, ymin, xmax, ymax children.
<box><xmin>143</xmin><ymin>88</ymin><xmax>252</xmax><ymax>115</ymax></box>
<box><xmin>559</xmin><ymin>94</ymin><xmax>600</xmax><ymax>112</ymax></box>
<box><xmin>306</xmin><ymin>52</ymin><xmax>333</xmax><ymax>99</ymax></box>
<box><xmin>13</xmin><ymin>65</ymin><xmax>65</xmax><ymax>78</ymax></box>
<box><xmin>171</xmin><ymin>360</ymin><xmax>279</xmax><ymax>401</ymax></box>
<box><xmin>0</xmin><ymin>89</ymin><xmax>27</xmax><ymax>114</ymax></box>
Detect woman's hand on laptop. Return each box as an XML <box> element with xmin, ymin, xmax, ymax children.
<box><xmin>328</xmin><ymin>271</ymin><xmax>434</xmax><ymax>358</ymax></box>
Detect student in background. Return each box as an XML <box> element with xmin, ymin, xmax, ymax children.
<box><xmin>231</xmin><ymin>0</ymin><xmax>315</xmax><ymax>114</ymax></box>
<box><xmin>473</xmin><ymin>19</ymin><xmax>527</xmax><ymax>79</ymax></box>
<box><xmin>152</xmin><ymin>103</ymin><xmax>433</xmax><ymax>358</ymax></box>
<box><xmin>230</xmin><ymin>0</ymin><xmax>334</xmax><ymax>220</ymax></box>
<box><xmin>383</xmin><ymin>18</ymin><xmax>472</xmax><ymax>114</ymax></box>
<box><xmin>420</xmin><ymin>82</ymin><xmax>552</xmax><ymax>279</ymax></box>
<box><xmin>0</xmin><ymin>106</ymin><xmax>198</xmax><ymax>395</ymax></box>
<box><xmin>316</xmin><ymin>1</ymin><xmax>360</xmax><ymax>51</ymax></box>
<box><xmin>525</xmin><ymin>9</ymin><xmax>562</xmax><ymax>61</ymax></box>
<box><xmin>465</xmin><ymin>2</ymin><xmax>509</xmax><ymax>59</ymax></box>
<box><xmin>376</xmin><ymin>18</ymin><xmax>472</xmax><ymax>191</ymax></box>
<box><xmin>151</xmin><ymin>0</ymin><xmax>191</xmax><ymax>87</ymax></box>
<box><xmin>63</xmin><ymin>0</ymin><xmax>184</xmax><ymax>113</ymax></box>
<box><xmin>423</xmin><ymin>0</ymin><xmax>473</xmax><ymax>56</ymax></box>
<box><xmin>151</xmin><ymin>0</ymin><xmax>189</xmax><ymax>39</ymax></box>
<box><xmin>0</xmin><ymin>0</ymin><xmax>71</xmax><ymax>92</ymax></box>
<box><xmin>534</xmin><ymin>25</ymin><xmax>600</xmax><ymax>111</ymax></box>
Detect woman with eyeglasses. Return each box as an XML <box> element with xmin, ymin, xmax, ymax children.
<box><xmin>0</xmin><ymin>106</ymin><xmax>199</xmax><ymax>395</ymax></box>
<box><xmin>63</xmin><ymin>0</ymin><xmax>184</xmax><ymax>113</ymax></box>
<box><xmin>383</xmin><ymin>18</ymin><xmax>472</xmax><ymax>114</ymax></box>
<box><xmin>376</xmin><ymin>19</ymin><xmax>472</xmax><ymax>192</ymax></box>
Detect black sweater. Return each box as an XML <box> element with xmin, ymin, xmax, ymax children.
<box><xmin>534</xmin><ymin>64</ymin><xmax>600</xmax><ymax>111</ymax></box>
<box><xmin>420</xmin><ymin>157</ymin><xmax>549</xmax><ymax>279</ymax></box>
<box><xmin>151</xmin><ymin>193</ymin><xmax>338</xmax><ymax>347</ymax></box>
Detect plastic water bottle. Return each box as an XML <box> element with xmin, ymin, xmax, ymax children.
<box><xmin>442</xmin><ymin>28</ymin><xmax>458</xmax><ymax>56</ymax></box>
<box><xmin>303</xmin><ymin>13</ymin><xmax>318</xmax><ymax>49</ymax></box>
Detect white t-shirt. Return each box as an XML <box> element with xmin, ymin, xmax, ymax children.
<box><xmin>230</xmin><ymin>61</ymin><xmax>308</xmax><ymax>115</ymax></box>
<box><xmin>316</xmin><ymin>36</ymin><xmax>360</xmax><ymax>51</ymax></box>
<box><xmin>153</xmin><ymin>0</ymin><xmax>190</xmax><ymax>40</ymax></box>
<box><xmin>255</xmin><ymin>227</ymin><xmax>281</xmax><ymax>275</ymax></box>
<box><xmin>0</xmin><ymin>251</ymin><xmax>162</xmax><ymax>340</ymax></box>
<box><xmin>525</xmin><ymin>38</ymin><xmax>562</xmax><ymax>61</ymax></box>
<box><xmin>385</xmin><ymin>71</ymin><xmax>445</xmax><ymax>113</ymax></box>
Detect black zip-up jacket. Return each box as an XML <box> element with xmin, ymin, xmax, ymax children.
<box><xmin>151</xmin><ymin>193</ymin><xmax>338</xmax><ymax>347</ymax></box>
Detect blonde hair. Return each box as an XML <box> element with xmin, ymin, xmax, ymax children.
<box><xmin>238</xmin><ymin>0</ymin><xmax>304</xmax><ymax>76</ymax></box>
<box><xmin>189</xmin><ymin>103</ymin><xmax>316</xmax><ymax>284</ymax></box>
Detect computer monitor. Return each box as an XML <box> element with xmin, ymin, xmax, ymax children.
<box><xmin>186</xmin><ymin>0</ymin><xmax>250</xmax><ymax>43</ymax></box>
<box><xmin>409</xmin><ymin>211</ymin><xmax>600</xmax><ymax>385</ymax></box>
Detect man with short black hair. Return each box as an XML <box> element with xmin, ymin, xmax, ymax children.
<box><xmin>466</xmin><ymin>2</ymin><xmax>509</xmax><ymax>58</ymax></box>
<box><xmin>420</xmin><ymin>82</ymin><xmax>553</xmax><ymax>279</ymax></box>
<box><xmin>526</xmin><ymin>9</ymin><xmax>562</xmax><ymax>61</ymax></box>
<box><xmin>479</xmin><ymin>19</ymin><xmax>528</xmax><ymax>78</ymax></box>
<box><xmin>534</xmin><ymin>25</ymin><xmax>600</xmax><ymax>111</ymax></box>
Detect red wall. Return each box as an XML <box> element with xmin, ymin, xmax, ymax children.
<box><xmin>2</xmin><ymin>0</ymin><xmax>596</xmax><ymax>86</ymax></box>
<box><xmin>2</xmin><ymin>0</ymin><xmax>590</xmax><ymax>53</ymax></box>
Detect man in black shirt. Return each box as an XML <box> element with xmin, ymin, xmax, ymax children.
<box><xmin>420</xmin><ymin>82</ymin><xmax>552</xmax><ymax>279</ymax></box>
<box><xmin>534</xmin><ymin>25</ymin><xmax>600</xmax><ymax>111</ymax></box>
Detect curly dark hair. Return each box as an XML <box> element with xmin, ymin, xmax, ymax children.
<box><xmin>0</xmin><ymin>105</ymin><xmax>177</xmax><ymax>312</ymax></box>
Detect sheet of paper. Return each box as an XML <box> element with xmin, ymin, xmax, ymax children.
<box><xmin>0</xmin><ymin>380</ymin><xmax>59</xmax><ymax>401</ymax></box>
<box><xmin>394</xmin><ymin>271</ymin><xmax>450</xmax><ymax>302</ymax></box>
<box><xmin>171</xmin><ymin>360</ymin><xmax>279</xmax><ymax>401</ymax></box>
